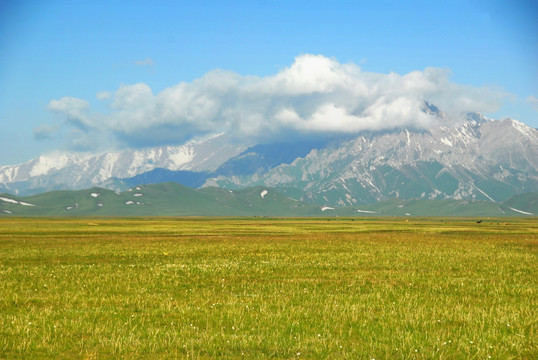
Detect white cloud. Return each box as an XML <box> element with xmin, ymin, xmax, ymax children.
<box><xmin>526</xmin><ymin>95</ymin><xmax>538</xmax><ymax>111</ymax></box>
<box><xmin>33</xmin><ymin>124</ymin><xmax>59</xmax><ymax>140</ymax></box>
<box><xmin>46</xmin><ymin>54</ymin><xmax>507</xmax><ymax>149</ymax></box>
<box><xmin>47</xmin><ymin>97</ymin><xmax>93</xmax><ymax>130</ymax></box>
<box><xmin>263</xmin><ymin>54</ymin><xmax>358</xmax><ymax>95</ymax></box>
<box><xmin>111</xmin><ymin>83</ymin><xmax>153</xmax><ymax>109</ymax></box>
<box><xmin>48</xmin><ymin>96</ymin><xmax>89</xmax><ymax>114</ymax></box>
<box><xmin>135</xmin><ymin>58</ymin><xmax>154</xmax><ymax>67</ymax></box>
<box><xmin>96</xmin><ymin>91</ymin><xmax>111</xmax><ymax>100</ymax></box>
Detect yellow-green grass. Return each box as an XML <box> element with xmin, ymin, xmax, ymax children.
<box><xmin>0</xmin><ymin>218</ymin><xmax>536</xmax><ymax>359</ymax></box>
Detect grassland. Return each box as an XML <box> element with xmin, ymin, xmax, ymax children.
<box><xmin>0</xmin><ymin>217</ymin><xmax>536</xmax><ymax>359</ymax></box>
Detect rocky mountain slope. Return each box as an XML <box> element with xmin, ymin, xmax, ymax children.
<box><xmin>0</xmin><ymin>134</ymin><xmax>245</xmax><ymax>195</ymax></box>
<box><xmin>207</xmin><ymin>115</ymin><xmax>538</xmax><ymax>206</ymax></box>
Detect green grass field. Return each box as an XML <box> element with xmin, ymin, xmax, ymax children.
<box><xmin>1</xmin><ymin>218</ymin><xmax>537</xmax><ymax>359</ymax></box>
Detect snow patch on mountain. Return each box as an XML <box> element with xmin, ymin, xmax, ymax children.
<box><xmin>508</xmin><ymin>207</ymin><xmax>533</xmax><ymax>215</ymax></box>
<box><xmin>356</xmin><ymin>209</ymin><xmax>378</xmax><ymax>214</ymax></box>
<box><xmin>0</xmin><ymin>196</ymin><xmax>36</xmax><ymax>206</ymax></box>
<box><xmin>29</xmin><ymin>153</ymin><xmax>91</xmax><ymax>177</ymax></box>
<box><xmin>0</xmin><ymin>196</ymin><xmax>19</xmax><ymax>204</ymax></box>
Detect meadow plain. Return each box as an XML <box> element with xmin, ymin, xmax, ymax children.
<box><xmin>0</xmin><ymin>217</ymin><xmax>536</xmax><ymax>359</ymax></box>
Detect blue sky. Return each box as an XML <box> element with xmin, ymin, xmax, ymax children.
<box><xmin>0</xmin><ymin>0</ymin><xmax>536</xmax><ymax>165</ymax></box>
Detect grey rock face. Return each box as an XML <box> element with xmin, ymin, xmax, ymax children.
<box><xmin>206</xmin><ymin>115</ymin><xmax>538</xmax><ymax>205</ymax></box>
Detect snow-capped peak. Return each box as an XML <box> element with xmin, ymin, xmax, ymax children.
<box><xmin>0</xmin><ymin>133</ymin><xmax>246</xmax><ymax>194</ymax></box>
<box><xmin>510</xmin><ymin>119</ymin><xmax>537</xmax><ymax>140</ymax></box>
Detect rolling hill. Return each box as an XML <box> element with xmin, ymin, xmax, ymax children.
<box><xmin>1</xmin><ymin>183</ymin><xmax>535</xmax><ymax>217</ymax></box>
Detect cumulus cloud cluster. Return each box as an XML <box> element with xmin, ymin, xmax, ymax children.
<box><xmin>45</xmin><ymin>54</ymin><xmax>506</xmax><ymax>150</ymax></box>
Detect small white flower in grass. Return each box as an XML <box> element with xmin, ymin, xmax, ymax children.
<box><xmin>507</xmin><ymin>323</ymin><xmax>511</xmax><ymax>327</ymax></box>
<box><xmin>297</xmin><ymin>352</ymin><xmax>301</xmax><ymax>356</ymax></box>
<box><xmin>470</xmin><ymin>341</ymin><xmax>473</xmax><ymax>344</ymax></box>
<box><xmin>317</xmin><ymin>333</ymin><xmax>321</xmax><ymax>337</ymax></box>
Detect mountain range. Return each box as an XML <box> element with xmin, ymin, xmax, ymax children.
<box><xmin>1</xmin><ymin>105</ymin><xmax>537</xmax><ymax>212</ymax></box>
<box><xmin>210</xmin><ymin>113</ymin><xmax>538</xmax><ymax>207</ymax></box>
